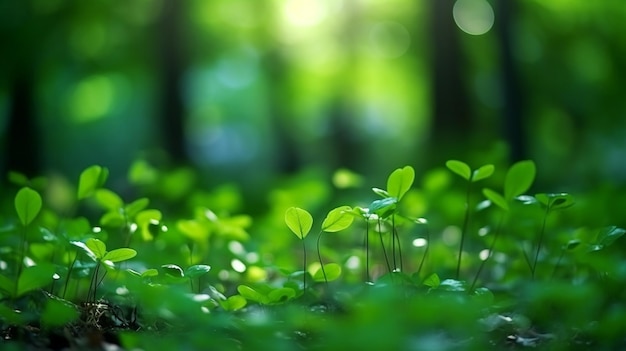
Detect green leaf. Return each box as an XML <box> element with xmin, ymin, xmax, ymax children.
<box><xmin>237</xmin><ymin>285</ymin><xmax>267</xmax><ymax>304</ymax></box>
<box><xmin>284</xmin><ymin>207</ymin><xmax>313</xmax><ymax>239</ymax></box>
<box><xmin>94</xmin><ymin>189</ymin><xmax>123</xmax><ymax>211</ymax></box>
<box><xmin>86</xmin><ymin>238</ymin><xmax>107</xmax><ymax>260</ymax></box>
<box><xmin>322</xmin><ymin>206</ymin><xmax>354</xmax><ymax>232</ymax></box>
<box><xmin>446</xmin><ymin>160</ymin><xmax>471</xmax><ymax>180</ymax></box>
<box><xmin>504</xmin><ymin>160</ymin><xmax>536</xmax><ymax>200</ymax></box>
<box><xmin>267</xmin><ymin>287</ymin><xmax>296</xmax><ymax>303</ymax></box>
<box><xmin>100</xmin><ymin>211</ymin><xmax>126</xmax><ymax>227</ymax></box>
<box><xmin>17</xmin><ymin>264</ymin><xmax>56</xmax><ymax>297</ymax></box>
<box><xmin>482</xmin><ymin>188</ymin><xmax>509</xmax><ymax>212</ymax></box>
<box><xmin>70</xmin><ymin>241</ymin><xmax>98</xmax><ymax>261</ymax></box>
<box><xmin>312</xmin><ymin>263</ymin><xmax>342</xmax><ymax>282</ymax></box>
<box><xmin>438</xmin><ymin>279</ymin><xmax>467</xmax><ymax>292</ymax></box>
<box><xmin>368</xmin><ymin>197</ymin><xmax>397</xmax><ymax>219</ymax></box>
<box><xmin>161</xmin><ymin>264</ymin><xmax>184</xmax><ymax>278</ymax></box>
<box><xmin>220</xmin><ymin>295</ymin><xmax>247</xmax><ymax>311</ymax></box>
<box><xmin>185</xmin><ymin>264</ymin><xmax>212</xmax><ymax>278</ymax></box>
<box><xmin>387</xmin><ymin>165</ymin><xmax>415</xmax><ymax>201</ymax></box>
<box><xmin>597</xmin><ymin>226</ymin><xmax>625</xmax><ymax>248</ymax></box>
<box><xmin>125</xmin><ymin>198</ymin><xmax>150</xmax><ymax>218</ymax></box>
<box><xmin>371</xmin><ymin>187</ymin><xmax>390</xmax><ymax>198</ymax></box>
<box><xmin>0</xmin><ymin>304</ymin><xmax>26</xmax><ymax>325</ymax></box>
<box><xmin>102</xmin><ymin>248</ymin><xmax>137</xmax><ymax>263</ymax></box>
<box><xmin>472</xmin><ymin>164</ymin><xmax>494</xmax><ymax>182</ymax></box>
<box><xmin>0</xmin><ymin>274</ymin><xmax>15</xmax><ymax>295</ymax></box>
<box><xmin>77</xmin><ymin>165</ymin><xmax>108</xmax><ymax>200</ymax></box>
<box><xmin>535</xmin><ymin>193</ymin><xmax>575</xmax><ymax>210</ymax></box>
<box><xmin>136</xmin><ymin>209</ymin><xmax>163</xmax><ymax>241</ymax></box>
<box><xmin>141</xmin><ymin>268</ymin><xmax>159</xmax><ymax>277</ymax></box>
<box><xmin>14</xmin><ymin>187</ymin><xmax>42</xmax><ymax>226</ymax></box>
<box><xmin>41</xmin><ymin>298</ymin><xmax>79</xmax><ymax>327</ymax></box>
<box><xmin>423</xmin><ymin>273</ymin><xmax>440</xmax><ymax>288</ymax></box>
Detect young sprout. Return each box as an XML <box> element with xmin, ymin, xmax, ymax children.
<box><xmin>446</xmin><ymin>160</ymin><xmax>494</xmax><ymax>280</ymax></box>
<box><xmin>285</xmin><ymin>207</ymin><xmax>313</xmax><ymax>295</ymax></box>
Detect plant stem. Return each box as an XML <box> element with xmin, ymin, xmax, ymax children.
<box><xmin>416</xmin><ymin>229</ymin><xmax>429</xmax><ymax>277</ymax></box>
<box><xmin>392</xmin><ymin>215</ymin><xmax>396</xmax><ymax>271</ymax></box>
<box><xmin>316</xmin><ymin>231</ymin><xmax>328</xmax><ymax>285</ymax></box>
<box><xmin>301</xmin><ymin>239</ymin><xmax>307</xmax><ymax>295</ymax></box>
<box><xmin>365</xmin><ymin>219</ymin><xmax>370</xmax><ymax>283</ymax></box>
<box><xmin>456</xmin><ymin>181</ymin><xmax>472</xmax><ymax>280</ymax></box>
<box><xmin>378</xmin><ymin>218</ymin><xmax>392</xmax><ymax>273</ymax></box>
<box><xmin>470</xmin><ymin>216</ymin><xmax>503</xmax><ymax>291</ymax></box>
<box><xmin>63</xmin><ymin>253</ymin><xmax>78</xmax><ymax>299</ymax></box>
<box><xmin>15</xmin><ymin>226</ymin><xmax>28</xmax><ymax>297</ymax></box>
<box><xmin>532</xmin><ymin>205</ymin><xmax>551</xmax><ymax>280</ymax></box>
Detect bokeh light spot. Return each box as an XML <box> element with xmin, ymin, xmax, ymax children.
<box><xmin>69</xmin><ymin>75</ymin><xmax>115</xmax><ymax>123</ymax></box>
<box><xmin>368</xmin><ymin>21</ymin><xmax>411</xmax><ymax>59</ymax></box>
<box><xmin>284</xmin><ymin>0</ymin><xmax>329</xmax><ymax>27</ymax></box>
<box><xmin>453</xmin><ymin>0</ymin><xmax>495</xmax><ymax>36</ymax></box>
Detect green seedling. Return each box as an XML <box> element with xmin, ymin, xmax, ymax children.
<box><xmin>530</xmin><ymin>193</ymin><xmax>574</xmax><ymax>279</ymax></box>
<box><xmin>71</xmin><ymin>238</ymin><xmax>136</xmax><ymax>301</ymax></box>
<box><xmin>446</xmin><ymin>160</ymin><xmax>494</xmax><ymax>279</ymax></box>
<box><xmin>317</xmin><ymin>206</ymin><xmax>353</xmax><ymax>285</ymax></box>
<box><xmin>285</xmin><ymin>207</ymin><xmax>313</xmax><ymax>295</ymax></box>
<box><xmin>476</xmin><ymin>160</ymin><xmax>536</xmax><ymax>290</ymax></box>
<box><xmin>160</xmin><ymin>263</ymin><xmax>212</xmax><ymax>293</ymax></box>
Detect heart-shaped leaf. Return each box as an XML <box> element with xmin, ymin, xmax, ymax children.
<box><xmin>220</xmin><ymin>295</ymin><xmax>247</xmax><ymax>311</ymax></box>
<box><xmin>15</xmin><ymin>187</ymin><xmax>42</xmax><ymax>226</ymax></box>
<box><xmin>446</xmin><ymin>160</ymin><xmax>471</xmax><ymax>180</ymax></box>
<box><xmin>86</xmin><ymin>238</ymin><xmax>107</xmax><ymax>260</ymax></box>
<box><xmin>77</xmin><ymin>165</ymin><xmax>108</xmax><ymax>200</ymax></box>
<box><xmin>482</xmin><ymin>188</ymin><xmax>509</xmax><ymax>212</ymax></box>
<box><xmin>535</xmin><ymin>193</ymin><xmax>575</xmax><ymax>210</ymax></box>
<box><xmin>387</xmin><ymin>165</ymin><xmax>415</xmax><ymax>201</ymax></box>
<box><xmin>504</xmin><ymin>160</ymin><xmax>536</xmax><ymax>200</ymax></box>
<box><xmin>322</xmin><ymin>206</ymin><xmax>354</xmax><ymax>232</ymax></box>
<box><xmin>94</xmin><ymin>189</ymin><xmax>123</xmax><ymax>211</ymax></box>
<box><xmin>185</xmin><ymin>264</ymin><xmax>212</xmax><ymax>278</ymax></box>
<box><xmin>312</xmin><ymin>263</ymin><xmax>342</xmax><ymax>282</ymax></box>
<box><xmin>285</xmin><ymin>207</ymin><xmax>313</xmax><ymax>239</ymax></box>
<box><xmin>267</xmin><ymin>287</ymin><xmax>296</xmax><ymax>303</ymax></box>
<box><xmin>472</xmin><ymin>164</ymin><xmax>495</xmax><ymax>182</ymax></box>
<box><xmin>368</xmin><ymin>197</ymin><xmax>397</xmax><ymax>219</ymax></box>
<box><xmin>161</xmin><ymin>264</ymin><xmax>184</xmax><ymax>278</ymax></box>
<box><xmin>237</xmin><ymin>284</ymin><xmax>267</xmax><ymax>304</ymax></box>
<box><xmin>103</xmin><ymin>248</ymin><xmax>137</xmax><ymax>263</ymax></box>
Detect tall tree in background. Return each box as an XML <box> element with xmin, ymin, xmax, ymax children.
<box><xmin>2</xmin><ymin>3</ymin><xmax>41</xmax><ymax>177</ymax></box>
<box><xmin>428</xmin><ymin>0</ymin><xmax>472</xmax><ymax>164</ymax></box>
<box><xmin>496</xmin><ymin>0</ymin><xmax>526</xmax><ymax>162</ymax></box>
<box><xmin>156</xmin><ymin>0</ymin><xmax>188</xmax><ymax>164</ymax></box>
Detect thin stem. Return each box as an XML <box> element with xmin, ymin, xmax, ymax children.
<box><xmin>316</xmin><ymin>231</ymin><xmax>328</xmax><ymax>285</ymax></box>
<box><xmin>456</xmin><ymin>181</ymin><xmax>472</xmax><ymax>280</ymax></box>
<box><xmin>89</xmin><ymin>262</ymin><xmax>102</xmax><ymax>302</ymax></box>
<box><xmin>550</xmin><ymin>250</ymin><xmax>565</xmax><ymax>280</ymax></box>
<box><xmin>62</xmin><ymin>253</ymin><xmax>78</xmax><ymax>299</ymax></box>
<box><xmin>378</xmin><ymin>218</ymin><xmax>392</xmax><ymax>273</ymax></box>
<box><xmin>365</xmin><ymin>219</ymin><xmax>370</xmax><ymax>283</ymax></box>
<box><xmin>15</xmin><ymin>226</ymin><xmax>28</xmax><ymax>297</ymax></box>
<box><xmin>395</xmin><ymin>226</ymin><xmax>403</xmax><ymax>272</ymax></box>
<box><xmin>470</xmin><ymin>215</ymin><xmax>503</xmax><ymax>292</ymax></box>
<box><xmin>532</xmin><ymin>205</ymin><xmax>551</xmax><ymax>280</ymax></box>
<box><xmin>301</xmin><ymin>239</ymin><xmax>307</xmax><ymax>295</ymax></box>
<box><xmin>392</xmin><ymin>215</ymin><xmax>396</xmax><ymax>271</ymax></box>
<box><xmin>416</xmin><ymin>229</ymin><xmax>429</xmax><ymax>277</ymax></box>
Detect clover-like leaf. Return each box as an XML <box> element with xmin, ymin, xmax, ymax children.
<box><xmin>312</xmin><ymin>263</ymin><xmax>342</xmax><ymax>282</ymax></box>
<box><xmin>504</xmin><ymin>160</ymin><xmax>536</xmax><ymax>200</ymax></box>
<box><xmin>219</xmin><ymin>295</ymin><xmax>247</xmax><ymax>311</ymax></box>
<box><xmin>285</xmin><ymin>207</ymin><xmax>313</xmax><ymax>239</ymax></box>
<box><xmin>322</xmin><ymin>206</ymin><xmax>354</xmax><ymax>232</ymax></box>
<box><xmin>482</xmin><ymin>188</ymin><xmax>509</xmax><ymax>212</ymax></box>
<box><xmin>535</xmin><ymin>193</ymin><xmax>575</xmax><ymax>210</ymax></box>
<box><xmin>472</xmin><ymin>164</ymin><xmax>495</xmax><ymax>182</ymax></box>
<box><xmin>161</xmin><ymin>264</ymin><xmax>184</xmax><ymax>278</ymax></box>
<box><xmin>423</xmin><ymin>273</ymin><xmax>440</xmax><ymax>288</ymax></box>
<box><xmin>78</xmin><ymin>165</ymin><xmax>108</xmax><ymax>200</ymax></box>
<box><xmin>387</xmin><ymin>165</ymin><xmax>415</xmax><ymax>201</ymax></box>
<box><xmin>85</xmin><ymin>238</ymin><xmax>107</xmax><ymax>260</ymax></box>
<box><xmin>70</xmin><ymin>241</ymin><xmax>98</xmax><ymax>262</ymax></box>
<box><xmin>102</xmin><ymin>248</ymin><xmax>137</xmax><ymax>263</ymax></box>
<box><xmin>185</xmin><ymin>264</ymin><xmax>212</xmax><ymax>279</ymax></box>
<box><xmin>446</xmin><ymin>160</ymin><xmax>471</xmax><ymax>180</ymax></box>
<box><xmin>94</xmin><ymin>189</ymin><xmax>123</xmax><ymax>211</ymax></box>
<box><xmin>15</xmin><ymin>187</ymin><xmax>42</xmax><ymax>226</ymax></box>
<box><xmin>267</xmin><ymin>287</ymin><xmax>296</xmax><ymax>303</ymax></box>
<box><xmin>237</xmin><ymin>284</ymin><xmax>267</xmax><ymax>304</ymax></box>
<box><xmin>368</xmin><ymin>197</ymin><xmax>397</xmax><ymax>219</ymax></box>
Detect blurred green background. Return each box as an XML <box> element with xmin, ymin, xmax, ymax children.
<box><xmin>1</xmin><ymin>0</ymin><xmax>625</xmax><ymax>194</ymax></box>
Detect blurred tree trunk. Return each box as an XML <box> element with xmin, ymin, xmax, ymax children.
<box><xmin>428</xmin><ymin>0</ymin><xmax>472</xmax><ymax>164</ymax></box>
<box><xmin>496</xmin><ymin>0</ymin><xmax>526</xmax><ymax>162</ymax></box>
<box><xmin>5</xmin><ymin>71</ymin><xmax>40</xmax><ymax>177</ymax></box>
<box><xmin>3</xmin><ymin>4</ymin><xmax>40</xmax><ymax>178</ymax></box>
<box><xmin>156</xmin><ymin>0</ymin><xmax>187</xmax><ymax>164</ymax></box>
